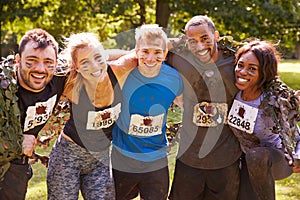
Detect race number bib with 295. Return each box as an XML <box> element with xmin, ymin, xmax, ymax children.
<box><xmin>193</xmin><ymin>102</ymin><xmax>228</xmax><ymax>127</ymax></box>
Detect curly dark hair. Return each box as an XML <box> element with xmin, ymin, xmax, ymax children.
<box><xmin>235</xmin><ymin>39</ymin><xmax>280</xmax><ymax>89</ymax></box>
<box><xmin>18</xmin><ymin>28</ymin><xmax>58</xmax><ymax>58</ymax></box>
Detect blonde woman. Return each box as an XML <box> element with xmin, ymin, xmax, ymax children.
<box><xmin>47</xmin><ymin>32</ymin><xmax>134</xmax><ymax>200</ymax></box>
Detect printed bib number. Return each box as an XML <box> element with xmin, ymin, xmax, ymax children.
<box><xmin>228</xmin><ymin>100</ymin><xmax>258</xmax><ymax>134</ymax></box>
<box><xmin>128</xmin><ymin>114</ymin><xmax>164</xmax><ymax>136</ymax></box>
<box><xmin>86</xmin><ymin>103</ymin><xmax>121</xmax><ymax>130</ymax></box>
<box><xmin>193</xmin><ymin>102</ymin><xmax>228</xmax><ymax>127</ymax></box>
<box><xmin>24</xmin><ymin>95</ymin><xmax>57</xmax><ymax>132</ymax></box>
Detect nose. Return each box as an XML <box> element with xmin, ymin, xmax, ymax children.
<box><xmin>34</xmin><ymin>62</ymin><xmax>47</xmax><ymax>72</ymax></box>
<box><xmin>146</xmin><ymin>53</ymin><xmax>156</xmax><ymax>61</ymax></box>
<box><xmin>239</xmin><ymin>68</ymin><xmax>248</xmax><ymax>75</ymax></box>
<box><xmin>196</xmin><ymin>42</ymin><xmax>205</xmax><ymax>50</ymax></box>
<box><xmin>91</xmin><ymin>60</ymin><xmax>98</xmax><ymax>68</ymax></box>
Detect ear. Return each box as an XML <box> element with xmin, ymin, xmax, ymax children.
<box><xmin>15</xmin><ymin>53</ymin><xmax>20</xmax><ymax>63</ymax></box>
<box><xmin>15</xmin><ymin>53</ymin><xmax>20</xmax><ymax>70</ymax></box>
<box><xmin>214</xmin><ymin>31</ymin><xmax>220</xmax><ymax>42</ymax></box>
<box><xmin>135</xmin><ymin>48</ymin><xmax>139</xmax><ymax>56</ymax></box>
<box><xmin>163</xmin><ymin>49</ymin><xmax>168</xmax><ymax>60</ymax></box>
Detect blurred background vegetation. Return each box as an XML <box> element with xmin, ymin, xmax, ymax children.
<box><xmin>1</xmin><ymin>1</ymin><xmax>300</xmax><ymax>199</ymax></box>
<box><xmin>1</xmin><ymin>0</ymin><xmax>300</xmax><ymax>58</ymax></box>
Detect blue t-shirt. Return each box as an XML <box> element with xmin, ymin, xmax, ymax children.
<box><xmin>112</xmin><ymin>62</ymin><xmax>183</xmax><ymax>162</ymax></box>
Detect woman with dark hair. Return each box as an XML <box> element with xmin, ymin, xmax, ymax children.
<box><xmin>228</xmin><ymin>39</ymin><xmax>300</xmax><ymax>200</ymax></box>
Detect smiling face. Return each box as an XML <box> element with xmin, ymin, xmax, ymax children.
<box><xmin>185</xmin><ymin>24</ymin><xmax>219</xmax><ymax>64</ymax></box>
<box><xmin>235</xmin><ymin>51</ymin><xmax>260</xmax><ymax>96</ymax></box>
<box><xmin>136</xmin><ymin>38</ymin><xmax>167</xmax><ymax>78</ymax></box>
<box><xmin>75</xmin><ymin>46</ymin><xmax>107</xmax><ymax>82</ymax></box>
<box><xmin>17</xmin><ymin>40</ymin><xmax>57</xmax><ymax>92</ymax></box>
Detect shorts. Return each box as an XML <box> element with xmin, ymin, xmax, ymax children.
<box><xmin>169</xmin><ymin>159</ymin><xmax>240</xmax><ymax>200</ymax></box>
<box><xmin>113</xmin><ymin>167</ymin><xmax>169</xmax><ymax>200</ymax></box>
<box><xmin>239</xmin><ymin>147</ymin><xmax>293</xmax><ymax>200</ymax></box>
<box><xmin>0</xmin><ymin>159</ymin><xmax>32</xmax><ymax>200</ymax></box>
<box><xmin>112</xmin><ymin>148</ymin><xmax>169</xmax><ymax>200</ymax></box>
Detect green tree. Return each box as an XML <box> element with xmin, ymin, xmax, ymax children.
<box><xmin>1</xmin><ymin>0</ymin><xmax>300</xmax><ymax>58</ymax></box>
<box><xmin>0</xmin><ymin>0</ymin><xmax>47</xmax><ymax>56</ymax></box>
<box><xmin>168</xmin><ymin>0</ymin><xmax>300</xmax><ymax>57</ymax></box>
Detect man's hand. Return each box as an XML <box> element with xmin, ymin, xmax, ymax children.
<box><xmin>22</xmin><ymin>134</ymin><xmax>37</xmax><ymax>157</ymax></box>
<box><xmin>294</xmin><ymin>90</ymin><xmax>300</xmax><ymax>104</ymax></box>
<box><xmin>293</xmin><ymin>165</ymin><xmax>300</xmax><ymax>173</ymax></box>
<box><xmin>292</xmin><ymin>156</ymin><xmax>300</xmax><ymax>173</ymax></box>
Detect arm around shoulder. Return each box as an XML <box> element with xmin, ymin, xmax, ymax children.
<box><xmin>109</xmin><ymin>50</ymin><xmax>138</xmax><ymax>81</ymax></box>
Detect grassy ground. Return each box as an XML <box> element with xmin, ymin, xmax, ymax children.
<box><xmin>273</xmin><ymin>59</ymin><xmax>300</xmax><ymax>200</ymax></box>
<box><xmin>25</xmin><ymin>59</ymin><xmax>300</xmax><ymax>200</ymax></box>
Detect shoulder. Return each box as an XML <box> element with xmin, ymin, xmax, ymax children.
<box><xmin>161</xmin><ymin>62</ymin><xmax>181</xmax><ymax>78</ymax></box>
<box><xmin>52</xmin><ymin>74</ymin><xmax>68</xmax><ymax>85</ymax></box>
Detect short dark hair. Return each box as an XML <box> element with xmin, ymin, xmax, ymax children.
<box><xmin>235</xmin><ymin>39</ymin><xmax>279</xmax><ymax>89</ymax></box>
<box><xmin>185</xmin><ymin>15</ymin><xmax>215</xmax><ymax>33</ymax></box>
<box><xmin>18</xmin><ymin>28</ymin><xmax>58</xmax><ymax>58</ymax></box>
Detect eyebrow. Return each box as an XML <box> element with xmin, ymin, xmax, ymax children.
<box><xmin>140</xmin><ymin>48</ymin><xmax>164</xmax><ymax>51</ymax></box>
<box><xmin>79</xmin><ymin>58</ymin><xmax>88</xmax><ymax>64</ymax></box>
<box><xmin>187</xmin><ymin>34</ymin><xmax>209</xmax><ymax>40</ymax></box>
<box><xmin>249</xmin><ymin>64</ymin><xmax>259</xmax><ymax>67</ymax></box>
<box><xmin>238</xmin><ymin>60</ymin><xmax>259</xmax><ymax>67</ymax></box>
<box><xmin>94</xmin><ymin>53</ymin><xmax>103</xmax><ymax>58</ymax></box>
<box><xmin>25</xmin><ymin>55</ymin><xmax>55</xmax><ymax>62</ymax></box>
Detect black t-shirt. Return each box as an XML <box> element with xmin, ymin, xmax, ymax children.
<box><xmin>166</xmin><ymin>48</ymin><xmax>241</xmax><ymax>169</ymax></box>
<box><xmin>17</xmin><ymin>75</ymin><xmax>67</xmax><ymax>137</ymax></box>
<box><xmin>63</xmin><ymin>65</ymin><xmax>122</xmax><ymax>152</ymax></box>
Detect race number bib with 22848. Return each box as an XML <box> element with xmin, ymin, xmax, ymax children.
<box><xmin>228</xmin><ymin>100</ymin><xmax>258</xmax><ymax>134</ymax></box>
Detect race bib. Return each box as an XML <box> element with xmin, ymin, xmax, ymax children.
<box><xmin>24</xmin><ymin>95</ymin><xmax>57</xmax><ymax>132</ymax></box>
<box><xmin>128</xmin><ymin>114</ymin><xmax>164</xmax><ymax>136</ymax></box>
<box><xmin>193</xmin><ymin>102</ymin><xmax>228</xmax><ymax>127</ymax></box>
<box><xmin>228</xmin><ymin>100</ymin><xmax>258</xmax><ymax>134</ymax></box>
<box><xmin>86</xmin><ymin>103</ymin><xmax>121</xmax><ymax>130</ymax></box>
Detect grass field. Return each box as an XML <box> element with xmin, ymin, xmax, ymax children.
<box><xmin>25</xmin><ymin>59</ymin><xmax>300</xmax><ymax>200</ymax></box>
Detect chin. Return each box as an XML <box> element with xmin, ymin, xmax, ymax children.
<box><xmin>235</xmin><ymin>83</ymin><xmax>244</xmax><ymax>91</ymax></box>
<box><xmin>196</xmin><ymin>55</ymin><xmax>211</xmax><ymax>63</ymax></box>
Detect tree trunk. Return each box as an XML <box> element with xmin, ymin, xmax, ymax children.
<box><xmin>0</xmin><ymin>21</ymin><xmax>2</xmax><ymax>58</ymax></box>
<box><xmin>295</xmin><ymin>43</ymin><xmax>300</xmax><ymax>60</ymax></box>
<box><xmin>155</xmin><ymin>0</ymin><xmax>170</xmax><ymax>28</ymax></box>
<box><xmin>137</xmin><ymin>0</ymin><xmax>146</xmax><ymax>26</ymax></box>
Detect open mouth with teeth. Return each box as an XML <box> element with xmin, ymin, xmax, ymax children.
<box><xmin>196</xmin><ymin>49</ymin><xmax>209</xmax><ymax>56</ymax></box>
<box><xmin>31</xmin><ymin>73</ymin><xmax>46</xmax><ymax>79</ymax></box>
<box><xmin>91</xmin><ymin>69</ymin><xmax>103</xmax><ymax>77</ymax></box>
<box><xmin>144</xmin><ymin>63</ymin><xmax>157</xmax><ymax>68</ymax></box>
<box><xmin>237</xmin><ymin>77</ymin><xmax>249</xmax><ymax>83</ymax></box>
<box><xmin>31</xmin><ymin>73</ymin><xmax>46</xmax><ymax>83</ymax></box>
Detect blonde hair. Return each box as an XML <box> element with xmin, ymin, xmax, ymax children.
<box><xmin>62</xmin><ymin>32</ymin><xmax>107</xmax><ymax>103</ymax></box>
<box><xmin>135</xmin><ymin>24</ymin><xmax>168</xmax><ymax>50</ymax></box>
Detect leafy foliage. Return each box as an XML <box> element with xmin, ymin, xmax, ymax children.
<box><xmin>261</xmin><ymin>78</ymin><xmax>300</xmax><ymax>159</ymax></box>
<box><xmin>1</xmin><ymin>0</ymin><xmax>300</xmax><ymax>57</ymax></box>
<box><xmin>0</xmin><ymin>55</ymin><xmax>23</xmax><ymax>182</ymax></box>
<box><xmin>29</xmin><ymin>99</ymin><xmax>70</xmax><ymax>167</ymax></box>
